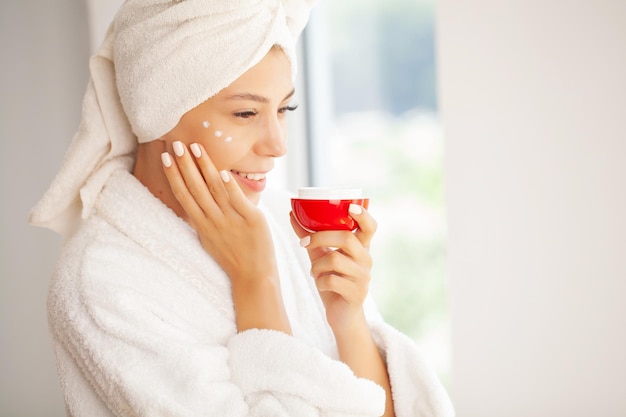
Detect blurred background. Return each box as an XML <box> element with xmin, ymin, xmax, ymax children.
<box><xmin>2</xmin><ymin>0</ymin><xmax>625</xmax><ymax>416</ymax></box>
<box><xmin>305</xmin><ymin>0</ymin><xmax>451</xmax><ymax>384</ymax></box>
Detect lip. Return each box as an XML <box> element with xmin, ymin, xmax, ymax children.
<box><xmin>231</xmin><ymin>170</ymin><xmax>268</xmax><ymax>193</ymax></box>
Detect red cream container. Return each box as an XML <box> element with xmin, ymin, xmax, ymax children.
<box><xmin>291</xmin><ymin>187</ymin><xmax>369</xmax><ymax>232</ymax></box>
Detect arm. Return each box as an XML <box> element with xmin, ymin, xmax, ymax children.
<box><xmin>333</xmin><ymin>313</ymin><xmax>395</xmax><ymax>417</ymax></box>
<box><xmin>290</xmin><ymin>207</ymin><xmax>396</xmax><ymax>417</ymax></box>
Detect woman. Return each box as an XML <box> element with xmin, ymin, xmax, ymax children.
<box><xmin>30</xmin><ymin>1</ymin><xmax>453</xmax><ymax>416</ymax></box>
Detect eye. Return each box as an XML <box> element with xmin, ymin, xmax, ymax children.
<box><xmin>278</xmin><ymin>104</ymin><xmax>299</xmax><ymax>114</ymax></box>
<box><xmin>233</xmin><ymin>110</ymin><xmax>257</xmax><ymax>119</ymax></box>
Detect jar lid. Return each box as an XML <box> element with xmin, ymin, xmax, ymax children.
<box><xmin>296</xmin><ymin>187</ymin><xmax>363</xmax><ymax>200</ymax></box>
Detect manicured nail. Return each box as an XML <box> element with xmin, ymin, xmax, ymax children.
<box><xmin>219</xmin><ymin>170</ymin><xmax>230</xmax><ymax>183</ymax></box>
<box><xmin>299</xmin><ymin>235</ymin><xmax>311</xmax><ymax>247</ymax></box>
<box><xmin>349</xmin><ymin>204</ymin><xmax>363</xmax><ymax>215</ymax></box>
<box><xmin>173</xmin><ymin>141</ymin><xmax>184</xmax><ymax>157</ymax></box>
<box><xmin>190</xmin><ymin>143</ymin><xmax>201</xmax><ymax>158</ymax></box>
<box><xmin>161</xmin><ymin>152</ymin><xmax>172</xmax><ymax>167</ymax></box>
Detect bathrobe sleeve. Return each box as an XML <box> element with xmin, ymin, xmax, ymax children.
<box><xmin>363</xmin><ymin>297</ymin><xmax>455</xmax><ymax>417</ymax></box>
<box><xmin>263</xmin><ymin>187</ymin><xmax>455</xmax><ymax>417</ymax></box>
<box><xmin>49</xmin><ymin>222</ymin><xmax>385</xmax><ymax>417</ymax></box>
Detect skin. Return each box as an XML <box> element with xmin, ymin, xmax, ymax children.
<box><xmin>133</xmin><ymin>46</ymin><xmax>395</xmax><ymax>417</ymax></box>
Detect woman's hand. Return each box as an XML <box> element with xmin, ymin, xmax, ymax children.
<box><xmin>291</xmin><ymin>208</ymin><xmax>395</xmax><ymax>417</ymax></box>
<box><xmin>289</xmin><ymin>204</ymin><xmax>377</xmax><ymax>332</ymax></box>
<box><xmin>162</xmin><ymin>141</ymin><xmax>275</xmax><ymax>281</ymax></box>
<box><xmin>162</xmin><ymin>141</ymin><xmax>291</xmax><ymax>333</ymax></box>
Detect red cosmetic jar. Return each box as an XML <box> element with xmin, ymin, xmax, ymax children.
<box><xmin>291</xmin><ymin>187</ymin><xmax>369</xmax><ymax>232</ymax></box>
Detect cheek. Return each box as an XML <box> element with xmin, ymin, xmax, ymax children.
<box><xmin>201</xmin><ymin>136</ymin><xmax>250</xmax><ymax>170</ymax></box>
<box><xmin>192</xmin><ymin>115</ymin><xmax>257</xmax><ymax>168</ymax></box>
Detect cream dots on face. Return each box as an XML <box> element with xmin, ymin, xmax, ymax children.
<box><xmin>201</xmin><ymin>121</ymin><xmax>235</xmax><ymax>143</ymax></box>
<box><xmin>161</xmin><ymin>47</ymin><xmax>296</xmax><ymax>205</ymax></box>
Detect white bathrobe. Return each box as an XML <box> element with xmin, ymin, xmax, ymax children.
<box><xmin>48</xmin><ymin>168</ymin><xmax>454</xmax><ymax>417</ymax></box>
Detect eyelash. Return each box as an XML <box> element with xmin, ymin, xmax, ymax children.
<box><xmin>234</xmin><ymin>111</ymin><xmax>257</xmax><ymax>118</ymax></box>
<box><xmin>233</xmin><ymin>105</ymin><xmax>299</xmax><ymax>119</ymax></box>
<box><xmin>279</xmin><ymin>104</ymin><xmax>299</xmax><ymax>114</ymax></box>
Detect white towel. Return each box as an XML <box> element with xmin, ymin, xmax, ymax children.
<box><xmin>29</xmin><ymin>0</ymin><xmax>316</xmax><ymax>238</ymax></box>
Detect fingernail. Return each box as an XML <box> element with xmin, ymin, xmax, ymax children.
<box><xmin>190</xmin><ymin>143</ymin><xmax>201</xmax><ymax>158</ymax></box>
<box><xmin>173</xmin><ymin>141</ymin><xmax>184</xmax><ymax>157</ymax></box>
<box><xmin>161</xmin><ymin>152</ymin><xmax>172</xmax><ymax>168</ymax></box>
<box><xmin>349</xmin><ymin>204</ymin><xmax>363</xmax><ymax>215</ymax></box>
<box><xmin>219</xmin><ymin>170</ymin><xmax>230</xmax><ymax>183</ymax></box>
<box><xmin>299</xmin><ymin>235</ymin><xmax>311</xmax><ymax>247</ymax></box>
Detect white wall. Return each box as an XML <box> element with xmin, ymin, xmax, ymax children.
<box><xmin>1</xmin><ymin>1</ymin><xmax>89</xmax><ymax>416</ymax></box>
<box><xmin>437</xmin><ymin>1</ymin><xmax>626</xmax><ymax>416</ymax></box>
<box><xmin>85</xmin><ymin>0</ymin><xmax>124</xmax><ymax>52</ymax></box>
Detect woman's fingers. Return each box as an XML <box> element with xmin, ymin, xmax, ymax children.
<box><xmin>161</xmin><ymin>149</ymin><xmax>209</xmax><ymax>221</ymax></box>
<box><xmin>309</xmin><ymin>249</ymin><xmax>369</xmax><ymax>283</ymax></box>
<box><xmin>289</xmin><ymin>212</ymin><xmax>332</xmax><ymax>261</ymax></box>
<box><xmin>305</xmin><ymin>230</ymin><xmax>372</xmax><ymax>268</ymax></box>
<box><xmin>302</xmin><ymin>230</ymin><xmax>372</xmax><ymax>300</ymax></box>
<box><xmin>191</xmin><ymin>142</ymin><xmax>256</xmax><ymax>218</ymax></box>
<box><xmin>289</xmin><ymin>211</ymin><xmax>309</xmax><ymax>239</ymax></box>
<box><xmin>315</xmin><ymin>273</ymin><xmax>368</xmax><ymax>305</ymax></box>
<box><xmin>185</xmin><ymin>142</ymin><xmax>231</xmax><ymax>212</ymax></box>
<box><xmin>168</xmin><ymin>141</ymin><xmax>226</xmax><ymax>218</ymax></box>
<box><xmin>165</xmin><ymin>141</ymin><xmax>255</xmax><ymax>220</ymax></box>
<box><xmin>349</xmin><ymin>204</ymin><xmax>377</xmax><ymax>248</ymax></box>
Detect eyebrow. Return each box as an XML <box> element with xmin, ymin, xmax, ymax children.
<box><xmin>223</xmin><ymin>88</ymin><xmax>295</xmax><ymax>104</ymax></box>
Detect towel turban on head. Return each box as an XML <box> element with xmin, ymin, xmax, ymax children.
<box><xmin>29</xmin><ymin>0</ymin><xmax>317</xmax><ymax>237</ymax></box>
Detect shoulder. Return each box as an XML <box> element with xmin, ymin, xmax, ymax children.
<box><xmin>49</xmin><ymin>213</ymin><xmax>169</xmax><ymax>325</ymax></box>
<box><xmin>49</xmin><ymin>215</ymin><xmax>152</xmax><ymax>313</ymax></box>
<box><xmin>49</xmin><ymin>212</ymin><xmax>234</xmax><ymax>344</ymax></box>
<box><xmin>56</xmin><ymin>213</ymin><xmax>152</xmax><ymax>279</ymax></box>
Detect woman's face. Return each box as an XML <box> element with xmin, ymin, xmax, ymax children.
<box><xmin>163</xmin><ymin>47</ymin><xmax>295</xmax><ymax>205</ymax></box>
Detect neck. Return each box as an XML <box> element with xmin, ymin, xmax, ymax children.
<box><xmin>133</xmin><ymin>141</ymin><xmax>187</xmax><ymax>221</ymax></box>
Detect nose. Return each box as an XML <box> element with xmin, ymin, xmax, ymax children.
<box><xmin>254</xmin><ymin>114</ymin><xmax>287</xmax><ymax>157</ymax></box>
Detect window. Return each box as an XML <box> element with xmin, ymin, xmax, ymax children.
<box><xmin>303</xmin><ymin>0</ymin><xmax>450</xmax><ymax>383</ymax></box>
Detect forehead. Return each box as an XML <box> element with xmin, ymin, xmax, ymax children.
<box><xmin>214</xmin><ymin>48</ymin><xmax>294</xmax><ymax>103</ymax></box>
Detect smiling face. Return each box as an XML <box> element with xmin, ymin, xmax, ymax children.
<box><xmin>162</xmin><ymin>46</ymin><xmax>295</xmax><ymax>204</ymax></box>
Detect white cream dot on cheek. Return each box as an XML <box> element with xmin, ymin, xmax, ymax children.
<box><xmin>214</xmin><ymin>130</ymin><xmax>223</xmax><ymax>137</ymax></box>
<box><xmin>202</xmin><ymin>121</ymin><xmax>210</xmax><ymax>128</ymax></box>
<box><xmin>224</xmin><ymin>136</ymin><xmax>233</xmax><ymax>143</ymax></box>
